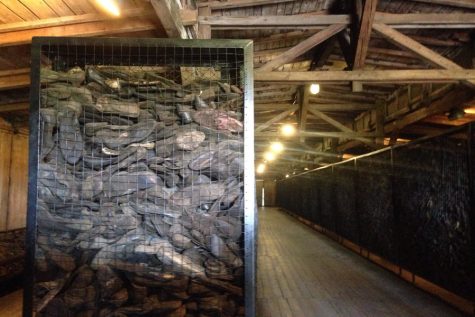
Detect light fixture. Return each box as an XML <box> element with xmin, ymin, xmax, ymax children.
<box><xmin>309</xmin><ymin>83</ymin><xmax>320</xmax><ymax>95</ymax></box>
<box><xmin>264</xmin><ymin>151</ymin><xmax>276</xmax><ymax>161</ymax></box>
<box><xmin>464</xmin><ymin>107</ymin><xmax>475</xmax><ymax>114</ymax></box>
<box><xmin>270</xmin><ymin>141</ymin><xmax>284</xmax><ymax>153</ymax></box>
<box><xmin>281</xmin><ymin>124</ymin><xmax>296</xmax><ymax>137</ymax></box>
<box><xmin>448</xmin><ymin>107</ymin><xmax>465</xmax><ymax>121</ymax></box>
<box><xmin>96</xmin><ymin>0</ymin><xmax>121</xmax><ymax>16</ymax></box>
<box><xmin>285</xmin><ymin>174</ymin><xmax>290</xmax><ymax>178</ymax></box>
<box><xmin>304</xmin><ymin>167</ymin><xmax>309</xmax><ymax>171</ymax></box>
<box><xmin>256</xmin><ymin>163</ymin><xmax>266</xmax><ymax>174</ymax></box>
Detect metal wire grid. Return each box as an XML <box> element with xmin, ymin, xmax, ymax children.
<box><xmin>31</xmin><ymin>39</ymin><xmax>247</xmax><ymax>317</ymax></box>
<box><xmin>277</xmin><ymin>126</ymin><xmax>474</xmax><ymax>300</ymax></box>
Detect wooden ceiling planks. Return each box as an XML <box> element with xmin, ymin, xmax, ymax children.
<box><xmin>0</xmin><ymin>0</ymin><xmax>38</xmax><ymax>21</ymax></box>
<box><xmin>0</xmin><ymin>1</ymin><xmax>23</xmax><ymax>22</ymax></box>
<box><xmin>42</xmin><ymin>0</ymin><xmax>75</xmax><ymax>16</ymax></box>
<box><xmin>18</xmin><ymin>0</ymin><xmax>59</xmax><ymax>19</ymax></box>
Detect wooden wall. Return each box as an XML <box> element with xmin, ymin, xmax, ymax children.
<box><xmin>0</xmin><ymin>118</ymin><xmax>28</xmax><ymax>232</ymax></box>
<box><xmin>256</xmin><ymin>180</ymin><xmax>276</xmax><ymax>207</ymax></box>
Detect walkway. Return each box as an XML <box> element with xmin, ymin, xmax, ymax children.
<box><xmin>257</xmin><ymin>207</ymin><xmax>464</xmax><ymax>317</ymax></box>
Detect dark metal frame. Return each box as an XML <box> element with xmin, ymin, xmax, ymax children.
<box><xmin>25</xmin><ymin>37</ymin><xmax>256</xmax><ymax>317</ymax></box>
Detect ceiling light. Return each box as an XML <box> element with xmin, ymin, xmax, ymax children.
<box><xmin>264</xmin><ymin>152</ymin><xmax>276</xmax><ymax>161</ymax></box>
<box><xmin>96</xmin><ymin>0</ymin><xmax>121</xmax><ymax>16</ymax></box>
<box><xmin>270</xmin><ymin>141</ymin><xmax>284</xmax><ymax>153</ymax></box>
<box><xmin>464</xmin><ymin>107</ymin><xmax>475</xmax><ymax>114</ymax></box>
<box><xmin>285</xmin><ymin>174</ymin><xmax>289</xmax><ymax>178</ymax></box>
<box><xmin>304</xmin><ymin>167</ymin><xmax>309</xmax><ymax>171</ymax></box>
<box><xmin>281</xmin><ymin>124</ymin><xmax>296</xmax><ymax>137</ymax></box>
<box><xmin>309</xmin><ymin>83</ymin><xmax>320</xmax><ymax>95</ymax></box>
<box><xmin>257</xmin><ymin>163</ymin><xmax>266</xmax><ymax>174</ymax></box>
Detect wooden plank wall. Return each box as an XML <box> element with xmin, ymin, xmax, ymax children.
<box><xmin>0</xmin><ymin>118</ymin><xmax>28</xmax><ymax>232</ymax></box>
<box><xmin>0</xmin><ymin>128</ymin><xmax>13</xmax><ymax>232</ymax></box>
<box><xmin>7</xmin><ymin>133</ymin><xmax>28</xmax><ymax>230</ymax></box>
<box><xmin>263</xmin><ymin>180</ymin><xmax>276</xmax><ymax>206</ymax></box>
<box><xmin>256</xmin><ymin>180</ymin><xmax>264</xmax><ymax>207</ymax></box>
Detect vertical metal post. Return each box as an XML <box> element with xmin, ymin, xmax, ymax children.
<box><xmin>467</xmin><ymin>123</ymin><xmax>475</xmax><ymax>301</ymax></box>
<box><xmin>243</xmin><ymin>41</ymin><xmax>256</xmax><ymax>317</ymax></box>
<box><xmin>24</xmin><ymin>39</ymin><xmax>42</xmax><ymax>317</ymax></box>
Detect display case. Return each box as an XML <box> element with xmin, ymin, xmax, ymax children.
<box><xmin>26</xmin><ymin>37</ymin><xmax>255</xmax><ymax>317</ymax></box>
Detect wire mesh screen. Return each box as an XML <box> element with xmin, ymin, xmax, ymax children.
<box><xmin>28</xmin><ymin>38</ymin><xmax>253</xmax><ymax>317</ymax></box>
<box><xmin>393</xmin><ymin>133</ymin><xmax>473</xmax><ymax>299</ymax></box>
<box><xmin>356</xmin><ymin>151</ymin><xmax>397</xmax><ymax>262</ymax></box>
<box><xmin>333</xmin><ymin>162</ymin><xmax>357</xmax><ymax>243</ymax></box>
<box><xmin>276</xmin><ymin>125</ymin><xmax>475</xmax><ymax>300</ymax></box>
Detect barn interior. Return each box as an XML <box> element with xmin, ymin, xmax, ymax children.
<box><xmin>0</xmin><ymin>0</ymin><xmax>474</xmax><ymax>316</ymax></box>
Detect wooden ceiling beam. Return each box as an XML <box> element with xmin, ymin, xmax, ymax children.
<box><xmin>255</xmin><ymin>130</ymin><xmax>377</xmax><ymax>138</ymax></box>
<box><xmin>408</xmin><ymin>0</ymin><xmax>475</xmax><ymax>9</ymax></box>
<box><xmin>0</xmin><ymin>17</ymin><xmax>158</xmax><ymax>47</ymax></box>
<box><xmin>372</xmin><ymin>23</ymin><xmax>475</xmax><ymax>86</ymax></box>
<box><xmin>385</xmin><ymin>87</ymin><xmax>474</xmax><ymax>133</ymax></box>
<box><xmin>257</xmin><ymin>24</ymin><xmax>347</xmax><ymax>72</ymax></box>
<box><xmin>255</xmin><ymin>105</ymin><xmax>299</xmax><ymax>133</ymax></box>
<box><xmin>151</xmin><ymin>0</ymin><xmax>189</xmax><ymax>39</ymax></box>
<box><xmin>255</xmin><ymin>69</ymin><xmax>475</xmax><ymax>83</ymax></box>
<box><xmin>0</xmin><ymin>8</ymin><xmax>150</xmax><ymax>34</ymax></box>
<box><xmin>0</xmin><ymin>68</ymin><xmax>30</xmax><ymax>90</ymax></box>
<box><xmin>0</xmin><ymin>102</ymin><xmax>29</xmax><ymax>113</ymax></box>
<box><xmin>353</xmin><ymin>0</ymin><xmax>378</xmax><ymax>69</ymax></box>
<box><xmin>198</xmin><ymin>15</ymin><xmax>351</xmax><ymax>29</ymax></box>
<box><xmin>375</xmin><ymin>12</ymin><xmax>475</xmax><ymax>28</ymax></box>
<box><xmin>198</xmin><ymin>0</ymin><xmax>296</xmax><ymax>10</ymax></box>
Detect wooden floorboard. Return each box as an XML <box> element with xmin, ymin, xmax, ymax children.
<box><xmin>257</xmin><ymin>207</ymin><xmax>466</xmax><ymax>317</ymax></box>
<box><xmin>0</xmin><ymin>207</ymin><xmax>467</xmax><ymax>316</ymax></box>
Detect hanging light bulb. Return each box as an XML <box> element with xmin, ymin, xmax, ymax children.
<box><xmin>285</xmin><ymin>174</ymin><xmax>290</xmax><ymax>178</ymax></box>
<box><xmin>270</xmin><ymin>141</ymin><xmax>284</xmax><ymax>153</ymax></box>
<box><xmin>281</xmin><ymin>124</ymin><xmax>296</xmax><ymax>137</ymax></box>
<box><xmin>96</xmin><ymin>0</ymin><xmax>121</xmax><ymax>16</ymax></box>
<box><xmin>264</xmin><ymin>151</ymin><xmax>276</xmax><ymax>161</ymax></box>
<box><xmin>256</xmin><ymin>163</ymin><xmax>266</xmax><ymax>174</ymax></box>
<box><xmin>309</xmin><ymin>83</ymin><xmax>320</xmax><ymax>95</ymax></box>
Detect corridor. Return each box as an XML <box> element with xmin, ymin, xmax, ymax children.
<box><xmin>256</xmin><ymin>207</ymin><xmax>464</xmax><ymax>317</ymax></box>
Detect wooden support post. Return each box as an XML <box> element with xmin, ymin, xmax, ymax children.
<box><xmin>198</xmin><ymin>5</ymin><xmax>211</xmax><ymax>39</ymax></box>
<box><xmin>375</xmin><ymin>100</ymin><xmax>385</xmax><ymax>145</ymax></box>
<box><xmin>299</xmin><ymin>85</ymin><xmax>310</xmax><ymax>143</ymax></box>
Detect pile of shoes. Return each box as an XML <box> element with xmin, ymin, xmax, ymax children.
<box><xmin>35</xmin><ymin>65</ymin><xmax>245</xmax><ymax>317</ymax></box>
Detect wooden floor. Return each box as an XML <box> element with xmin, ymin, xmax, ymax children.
<box><xmin>0</xmin><ymin>290</ymin><xmax>22</xmax><ymax>317</ymax></box>
<box><xmin>257</xmin><ymin>207</ymin><xmax>465</xmax><ymax>317</ymax></box>
<box><xmin>0</xmin><ymin>207</ymin><xmax>466</xmax><ymax>317</ymax></box>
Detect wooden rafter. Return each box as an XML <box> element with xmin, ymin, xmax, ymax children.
<box><xmin>258</xmin><ymin>24</ymin><xmax>347</xmax><ymax>72</ymax></box>
<box><xmin>372</xmin><ymin>23</ymin><xmax>475</xmax><ymax>86</ymax></box>
<box><xmin>353</xmin><ymin>0</ymin><xmax>378</xmax><ymax>69</ymax></box>
<box><xmin>374</xmin><ymin>12</ymin><xmax>475</xmax><ymax>28</ymax></box>
<box><xmin>254</xmin><ymin>69</ymin><xmax>475</xmax><ymax>83</ymax></box>
<box><xmin>0</xmin><ymin>17</ymin><xmax>158</xmax><ymax>47</ymax></box>
<box><xmin>198</xmin><ymin>15</ymin><xmax>351</xmax><ymax>29</ymax></box>
<box><xmin>409</xmin><ymin>0</ymin><xmax>475</xmax><ymax>9</ymax></box>
<box><xmin>254</xmin><ymin>105</ymin><xmax>299</xmax><ymax>133</ymax></box>
<box><xmin>255</xmin><ymin>131</ymin><xmax>377</xmax><ymax>139</ymax></box>
<box><xmin>385</xmin><ymin>87</ymin><xmax>474</xmax><ymax>133</ymax></box>
<box><xmin>0</xmin><ymin>69</ymin><xmax>30</xmax><ymax>91</ymax></box>
<box><xmin>0</xmin><ymin>8</ymin><xmax>149</xmax><ymax>33</ymax></box>
<box><xmin>0</xmin><ymin>102</ymin><xmax>29</xmax><ymax>113</ymax></box>
<box><xmin>198</xmin><ymin>6</ymin><xmax>211</xmax><ymax>39</ymax></box>
<box><xmin>197</xmin><ymin>13</ymin><xmax>475</xmax><ymax>30</ymax></box>
<box><xmin>151</xmin><ymin>0</ymin><xmax>189</xmax><ymax>39</ymax></box>
<box><xmin>198</xmin><ymin>0</ymin><xmax>296</xmax><ymax>10</ymax></box>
